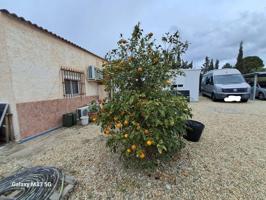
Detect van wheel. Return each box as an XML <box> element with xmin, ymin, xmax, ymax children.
<box><xmin>241</xmin><ymin>99</ymin><xmax>248</xmax><ymax>102</ymax></box>
<box><xmin>211</xmin><ymin>93</ymin><xmax>217</xmax><ymax>101</ymax></box>
<box><xmin>258</xmin><ymin>92</ymin><xmax>265</xmax><ymax>100</ymax></box>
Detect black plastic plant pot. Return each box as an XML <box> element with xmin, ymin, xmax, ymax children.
<box><xmin>63</xmin><ymin>113</ymin><xmax>73</xmax><ymax>127</ymax></box>
<box><xmin>72</xmin><ymin>112</ymin><xmax>77</xmax><ymax>125</ymax></box>
<box><xmin>184</xmin><ymin>120</ymin><xmax>205</xmax><ymax>142</ymax></box>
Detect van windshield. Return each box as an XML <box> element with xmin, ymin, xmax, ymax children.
<box><xmin>214</xmin><ymin>74</ymin><xmax>245</xmax><ymax>84</ymax></box>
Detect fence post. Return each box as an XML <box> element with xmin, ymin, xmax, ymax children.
<box><xmin>252</xmin><ymin>74</ymin><xmax>257</xmax><ymax>100</ymax></box>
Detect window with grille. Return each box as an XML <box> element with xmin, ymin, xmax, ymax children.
<box><xmin>61</xmin><ymin>67</ymin><xmax>85</xmax><ymax>97</ymax></box>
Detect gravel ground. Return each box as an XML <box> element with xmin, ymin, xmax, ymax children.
<box><xmin>0</xmin><ymin>97</ymin><xmax>266</xmax><ymax>200</ymax></box>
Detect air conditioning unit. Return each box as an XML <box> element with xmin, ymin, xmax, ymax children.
<box><xmin>77</xmin><ymin>106</ymin><xmax>89</xmax><ymax>119</ymax></box>
<box><xmin>87</xmin><ymin>65</ymin><xmax>96</xmax><ymax>80</ymax></box>
<box><xmin>87</xmin><ymin>65</ymin><xmax>103</xmax><ymax>81</ymax></box>
<box><xmin>95</xmin><ymin>68</ymin><xmax>103</xmax><ymax>80</ymax></box>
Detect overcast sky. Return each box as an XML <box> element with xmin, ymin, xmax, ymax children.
<box><xmin>1</xmin><ymin>0</ymin><xmax>266</xmax><ymax>68</ymax></box>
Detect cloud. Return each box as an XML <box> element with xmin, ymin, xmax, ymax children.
<box><xmin>1</xmin><ymin>0</ymin><xmax>266</xmax><ymax>68</ymax></box>
<box><xmin>183</xmin><ymin>8</ymin><xmax>266</xmax><ymax>67</ymax></box>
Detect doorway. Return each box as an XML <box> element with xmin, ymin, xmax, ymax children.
<box><xmin>0</xmin><ymin>103</ymin><xmax>14</xmax><ymax>146</ymax></box>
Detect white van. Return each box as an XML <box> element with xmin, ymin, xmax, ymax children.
<box><xmin>201</xmin><ymin>69</ymin><xmax>251</xmax><ymax>102</ymax></box>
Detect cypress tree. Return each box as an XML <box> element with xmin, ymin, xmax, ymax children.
<box><xmin>235</xmin><ymin>41</ymin><xmax>244</xmax><ymax>72</ymax></box>
<box><xmin>214</xmin><ymin>59</ymin><xmax>219</xmax><ymax>69</ymax></box>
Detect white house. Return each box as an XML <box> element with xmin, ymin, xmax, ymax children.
<box><xmin>0</xmin><ymin>9</ymin><xmax>107</xmax><ymax>142</ymax></box>
<box><xmin>172</xmin><ymin>69</ymin><xmax>201</xmax><ymax>102</ymax></box>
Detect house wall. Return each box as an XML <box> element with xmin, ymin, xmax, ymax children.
<box><xmin>0</xmin><ymin>13</ymin><xmax>20</xmax><ymax>137</ymax></box>
<box><xmin>173</xmin><ymin>69</ymin><xmax>201</xmax><ymax>102</ymax></box>
<box><xmin>16</xmin><ymin>96</ymin><xmax>98</xmax><ymax>138</ymax></box>
<box><xmin>1</xmin><ymin>14</ymin><xmax>107</xmax><ymax>140</ymax></box>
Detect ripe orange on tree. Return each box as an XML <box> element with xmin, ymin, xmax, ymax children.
<box><xmin>165</xmin><ymin>80</ymin><xmax>172</xmax><ymax>85</ymax></box>
<box><xmin>137</xmin><ymin>67</ymin><xmax>143</xmax><ymax>73</ymax></box>
<box><xmin>104</xmin><ymin>129</ymin><xmax>110</xmax><ymax>135</ymax></box>
<box><xmin>115</xmin><ymin>122</ymin><xmax>122</xmax><ymax>129</ymax></box>
<box><xmin>123</xmin><ymin>120</ymin><xmax>129</xmax><ymax>126</ymax></box>
<box><xmin>146</xmin><ymin>140</ymin><xmax>153</xmax><ymax>146</ymax></box>
<box><xmin>131</xmin><ymin>144</ymin><xmax>137</xmax><ymax>151</ymax></box>
<box><xmin>139</xmin><ymin>152</ymin><xmax>145</xmax><ymax>159</ymax></box>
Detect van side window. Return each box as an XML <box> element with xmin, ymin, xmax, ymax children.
<box><xmin>202</xmin><ymin>76</ymin><xmax>206</xmax><ymax>84</ymax></box>
<box><xmin>205</xmin><ymin>76</ymin><xmax>209</xmax><ymax>84</ymax></box>
<box><xmin>209</xmin><ymin>75</ymin><xmax>214</xmax><ymax>85</ymax></box>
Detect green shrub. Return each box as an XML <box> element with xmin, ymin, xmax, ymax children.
<box><xmin>89</xmin><ymin>100</ymin><xmax>99</xmax><ymax>113</ymax></box>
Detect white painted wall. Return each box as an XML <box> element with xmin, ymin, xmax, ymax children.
<box><xmin>0</xmin><ymin>13</ymin><xmax>20</xmax><ymax>137</ymax></box>
<box><xmin>173</xmin><ymin>69</ymin><xmax>201</xmax><ymax>102</ymax></box>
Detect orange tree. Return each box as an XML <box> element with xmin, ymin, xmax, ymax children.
<box><xmin>98</xmin><ymin>23</ymin><xmax>192</xmax><ymax>167</ymax></box>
